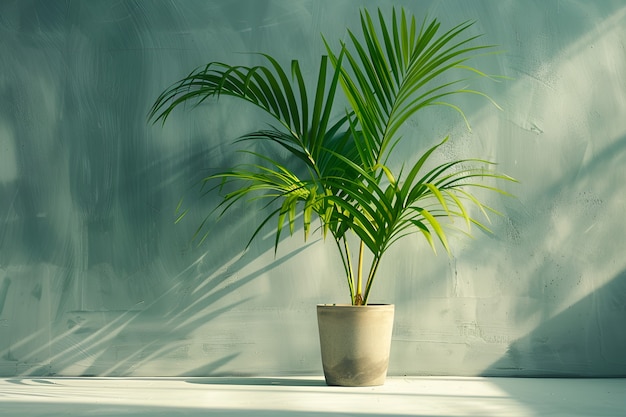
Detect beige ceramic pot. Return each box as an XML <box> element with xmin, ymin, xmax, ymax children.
<box><xmin>317</xmin><ymin>304</ymin><xmax>394</xmax><ymax>386</ymax></box>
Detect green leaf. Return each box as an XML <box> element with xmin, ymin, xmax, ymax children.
<box><xmin>415</xmin><ymin>206</ymin><xmax>450</xmax><ymax>254</ymax></box>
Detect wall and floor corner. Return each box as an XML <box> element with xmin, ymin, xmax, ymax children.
<box><xmin>0</xmin><ymin>0</ymin><xmax>625</xmax><ymax>378</ymax></box>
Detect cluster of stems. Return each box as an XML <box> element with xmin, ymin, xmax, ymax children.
<box><xmin>339</xmin><ymin>238</ymin><xmax>381</xmax><ymax>306</ymax></box>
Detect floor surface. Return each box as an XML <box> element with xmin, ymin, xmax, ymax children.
<box><xmin>0</xmin><ymin>376</ymin><xmax>624</xmax><ymax>416</ymax></box>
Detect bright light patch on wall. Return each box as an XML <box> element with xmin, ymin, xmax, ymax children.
<box><xmin>518</xmin><ymin>6</ymin><xmax>626</xmax><ymax>319</ymax></box>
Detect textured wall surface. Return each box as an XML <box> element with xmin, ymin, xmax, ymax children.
<box><xmin>1</xmin><ymin>0</ymin><xmax>625</xmax><ymax>377</ymax></box>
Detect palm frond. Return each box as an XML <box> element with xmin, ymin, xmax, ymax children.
<box><xmin>150</xmin><ymin>7</ymin><xmax>516</xmax><ymax>305</ymax></box>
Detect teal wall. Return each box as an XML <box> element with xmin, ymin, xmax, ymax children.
<box><xmin>1</xmin><ymin>0</ymin><xmax>625</xmax><ymax>377</ymax></box>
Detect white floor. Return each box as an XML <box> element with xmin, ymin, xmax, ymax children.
<box><xmin>0</xmin><ymin>376</ymin><xmax>624</xmax><ymax>416</ymax></box>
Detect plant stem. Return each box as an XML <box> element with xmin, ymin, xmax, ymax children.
<box><xmin>354</xmin><ymin>240</ymin><xmax>365</xmax><ymax>305</ymax></box>
<box><xmin>363</xmin><ymin>256</ymin><xmax>381</xmax><ymax>305</ymax></box>
<box><xmin>342</xmin><ymin>238</ymin><xmax>356</xmax><ymax>303</ymax></box>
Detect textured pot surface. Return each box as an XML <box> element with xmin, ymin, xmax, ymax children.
<box><xmin>317</xmin><ymin>304</ymin><xmax>395</xmax><ymax>387</ymax></box>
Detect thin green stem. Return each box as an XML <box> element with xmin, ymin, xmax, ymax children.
<box><xmin>363</xmin><ymin>256</ymin><xmax>381</xmax><ymax>305</ymax></box>
<box><xmin>355</xmin><ymin>240</ymin><xmax>365</xmax><ymax>305</ymax></box>
<box><xmin>342</xmin><ymin>237</ymin><xmax>356</xmax><ymax>303</ymax></box>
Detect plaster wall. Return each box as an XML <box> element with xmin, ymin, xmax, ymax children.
<box><xmin>0</xmin><ymin>0</ymin><xmax>625</xmax><ymax>377</ymax></box>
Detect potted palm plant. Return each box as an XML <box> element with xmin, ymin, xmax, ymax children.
<box><xmin>149</xmin><ymin>8</ymin><xmax>514</xmax><ymax>386</ymax></box>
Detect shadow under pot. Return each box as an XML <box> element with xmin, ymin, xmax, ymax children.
<box><xmin>316</xmin><ymin>304</ymin><xmax>394</xmax><ymax>387</ymax></box>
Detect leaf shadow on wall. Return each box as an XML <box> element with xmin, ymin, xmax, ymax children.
<box><xmin>0</xmin><ymin>0</ymin><xmax>324</xmax><ymax>378</ymax></box>
<box><xmin>5</xmin><ymin>132</ymin><xmax>312</xmax><ymax>377</ymax></box>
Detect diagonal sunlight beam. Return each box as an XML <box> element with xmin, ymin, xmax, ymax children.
<box><xmin>505</xmin><ymin>5</ymin><xmax>626</xmax><ymax>320</ymax></box>
<box><xmin>456</xmin><ymin>5</ymin><xmax>626</xmax><ymax>376</ymax></box>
